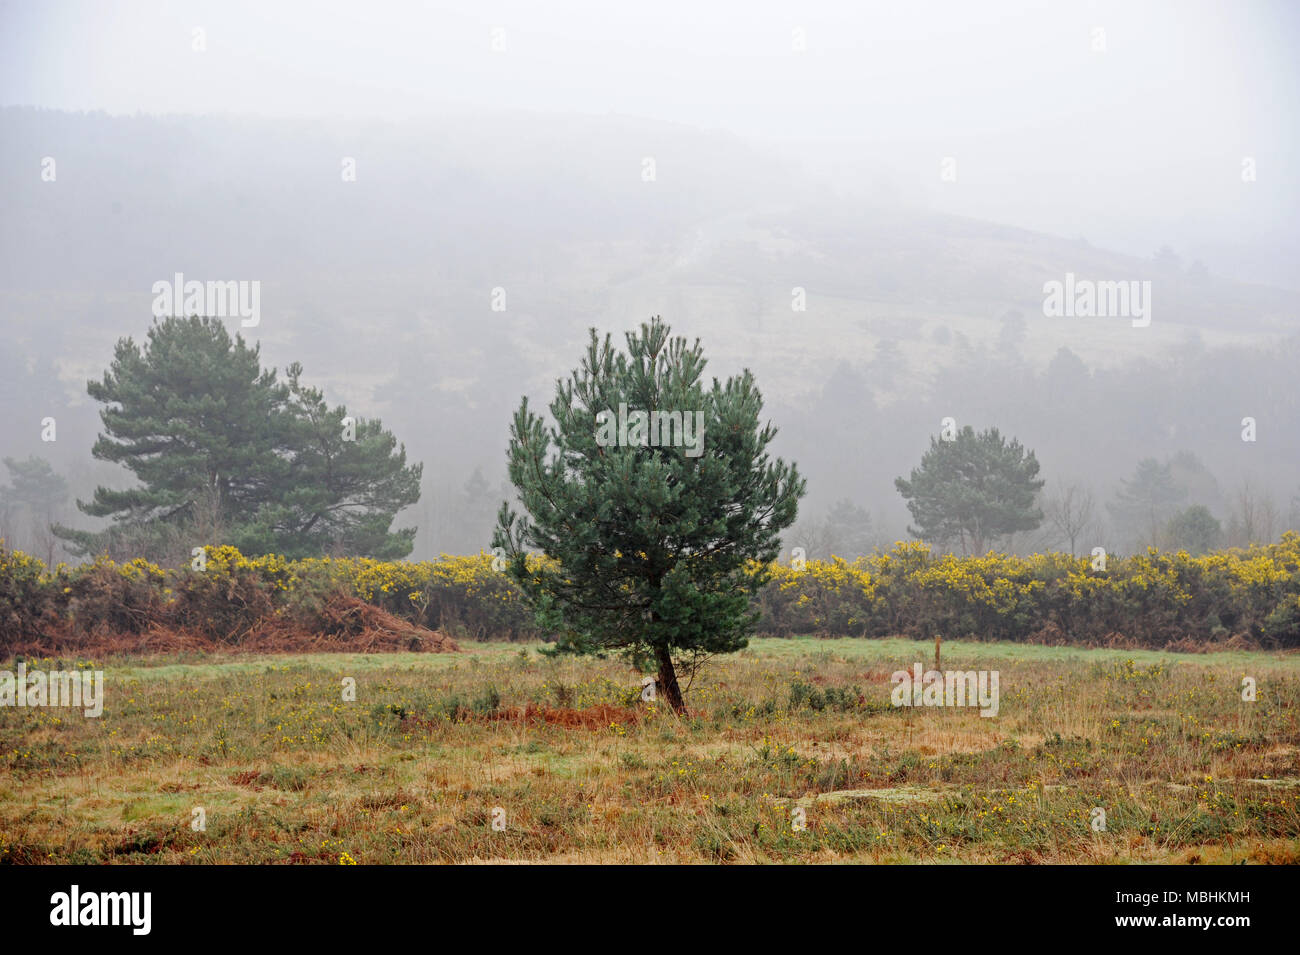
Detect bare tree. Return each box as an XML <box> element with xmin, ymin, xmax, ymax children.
<box><xmin>189</xmin><ymin>481</ymin><xmax>228</xmax><ymax>551</ymax></box>
<box><xmin>1044</xmin><ymin>482</ymin><xmax>1096</xmax><ymax>557</ymax></box>
<box><xmin>788</xmin><ymin>519</ymin><xmax>833</xmax><ymax>562</ymax></box>
<box><xmin>1230</xmin><ymin>479</ymin><xmax>1257</xmax><ymax>545</ymax></box>
<box><xmin>1260</xmin><ymin>492</ymin><xmax>1279</xmax><ymax>545</ymax></box>
<box><xmin>30</xmin><ymin>516</ymin><xmax>58</xmax><ymax>569</ymax></box>
<box><xmin>1228</xmin><ymin>478</ymin><xmax>1277</xmax><ymax>546</ymax></box>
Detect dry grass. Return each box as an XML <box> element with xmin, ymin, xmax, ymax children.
<box><xmin>1</xmin><ymin>638</ymin><xmax>1297</xmax><ymax>864</ymax></box>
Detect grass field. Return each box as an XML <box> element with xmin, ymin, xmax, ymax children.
<box><xmin>2</xmin><ymin>637</ymin><xmax>1298</xmax><ymax>864</ymax></box>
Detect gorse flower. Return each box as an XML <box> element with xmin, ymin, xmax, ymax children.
<box><xmin>3</xmin><ymin>533</ymin><xmax>1300</xmax><ymax>647</ymax></box>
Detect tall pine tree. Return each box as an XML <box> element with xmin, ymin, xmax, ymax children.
<box><xmin>56</xmin><ymin>316</ymin><xmax>420</xmax><ymax>560</ymax></box>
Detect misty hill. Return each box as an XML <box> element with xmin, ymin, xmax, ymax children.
<box><xmin>1</xmin><ymin>107</ymin><xmax>1297</xmax><ymax>559</ymax></box>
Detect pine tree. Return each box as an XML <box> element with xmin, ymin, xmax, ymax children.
<box><xmin>895</xmin><ymin>426</ymin><xmax>1044</xmax><ymax>554</ymax></box>
<box><xmin>823</xmin><ymin>498</ymin><xmax>874</xmax><ymax>559</ymax></box>
<box><xmin>55</xmin><ymin>316</ymin><xmax>420</xmax><ymax>560</ymax></box>
<box><xmin>2</xmin><ymin>456</ymin><xmax>69</xmax><ymax>522</ymax></box>
<box><xmin>449</xmin><ymin>467</ymin><xmax>501</xmax><ymax>555</ymax></box>
<box><xmin>237</xmin><ymin>363</ymin><xmax>423</xmax><ymax>559</ymax></box>
<box><xmin>2</xmin><ymin>456</ymin><xmax>70</xmax><ymax>565</ymax></box>
<box><xmin>1166</xmin><ymin>504</ymin><xmax>1222</xmax><ymax>555</ymax></box>
<box><xmin>1107</xmin><ymin>458</ymin><xmax>1187</xmax><ymax>550</ymax></box>
<box><xmin>493</xmin><ymin>318</ymin><xmax>804</xmax><ymax>714</ymax></box>
<box><xmin>69</xmin><ymin>316</ymin><xmax>285</xmax><ymax>538</ymax></box>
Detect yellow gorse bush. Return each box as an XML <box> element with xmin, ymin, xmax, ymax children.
<box><xmin>3</xmin><ymin>533</ymin><xmax>1300</xmax><ymax>648</ymax></box>
<box><xmin>756</xmin><ymin>533</ymin><xmax>1300</xmax><ymax>646</ymax></box>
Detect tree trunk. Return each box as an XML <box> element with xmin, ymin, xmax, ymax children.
<box><xmin>654</xmin><ymin>644</ymin><xmax>687</xmax><ymax>715</ymax></box>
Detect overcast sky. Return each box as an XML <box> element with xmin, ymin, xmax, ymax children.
<box><xmin>2</xmin><ymin>0</ymin><xmax>1297</xmax><ymax>274</ymax></box>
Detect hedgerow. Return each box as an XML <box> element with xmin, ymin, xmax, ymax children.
<box><xmin>3</xmin><ymin>534</ymin><xmax>1299</xmax><ymax>651</ymax></box>
<box><xmin>755</xmin><ymin>536</ymin><xmax>1300</xmax><ymax>647</ymax></box>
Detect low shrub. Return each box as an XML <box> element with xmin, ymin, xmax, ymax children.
<box><xmin>3</xmin><ymin>533</ymin><xmax>1300</xmax><ymax>652</ymax></box>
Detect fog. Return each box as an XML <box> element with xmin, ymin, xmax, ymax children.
<box><xmin>1</xmin><ymin>0</ymin><xmax>1297</xmax><ymax>562</ymax></box>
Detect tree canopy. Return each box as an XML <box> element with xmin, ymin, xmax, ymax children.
<box><xmin>55</xmin><ymin>316</ymin><xmax>421</xmax><ymax>561</ymax></box>
<box><xmin>895</xmin><ymin>425</ymin><xmax>1044</xmax><ymax>554</ymax></box>
<box><xmin>1167</xmin><ymin>504</ymin><xmax>1223</xmax><ymax>555</ymax></box>
<box><xmin>1107</xmin><ymin>457</ymin><xmax>1187</xmax><ymax>550</ymax></box>
<box><xmin>493</xmin><ymin>317</ymin><xmax>804</xmax><ymax>713</ymax></box>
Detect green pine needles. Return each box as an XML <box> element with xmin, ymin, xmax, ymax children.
<box><xmin>493</xmin><ymin>317</ymin><xmax>805</xmax><ymax>714</ymax></box>
<box><xmin>56</xmin><ymin>316</ymin><xmax>421</xmax><ymax>562</ymax></box>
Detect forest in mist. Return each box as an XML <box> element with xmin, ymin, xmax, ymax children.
<box><xmin>1</xmin><ymin>107</ymin><xmax>1297</xmax><ymax>563</ymax></box>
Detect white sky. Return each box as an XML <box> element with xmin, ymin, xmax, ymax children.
<box><xmin>2</xmin><ymin>0</ymin><xmax>1296</xmax><ymax>268</ymax></box>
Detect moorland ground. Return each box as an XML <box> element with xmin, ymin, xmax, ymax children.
<box><xmin>2</xmin><ymin>637</ymin><xmax>1297</xmax><ymax>864</ymax></box>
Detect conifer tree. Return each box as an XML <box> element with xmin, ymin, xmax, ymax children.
<box><xmin>895</xmin><ymin>426</ymin><xmax>1043</xmax><ymax>554</ymax></box>
<box><xmin>56</xmin><ymin>316</ymin><xmax>420</xmax><ymax>560</ymax></box>
<box><xmin>494</xmin><ymin>318</ymin><xmax>804</xmax><ymax>713</ymax></box>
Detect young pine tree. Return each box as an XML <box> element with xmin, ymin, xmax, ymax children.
<box><xmin>493</xmin><ymin>318</ymin><xmax>804</xmax><ymax>714</ymax></box>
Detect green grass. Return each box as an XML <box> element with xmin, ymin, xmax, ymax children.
<box><xmin>81</xmin><ymin>636</ymin><xmax>1300</xmax><ymax>682</ymax></box>
<box><xmin>743</xmin><ymin>636</ymin><xmax>1300</xmax><ymax>668</ymax></box>
<box><xmin>1</xmin><ymin>638</ymin><xmax>1297</xmax><ymax>864</ymax></box>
